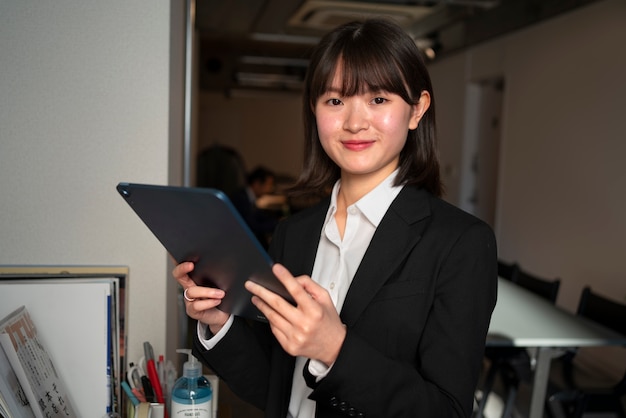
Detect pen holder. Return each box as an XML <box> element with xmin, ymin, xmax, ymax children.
<box><xmin>131</xmin><ymin>402</ymin><xmax>164</xmax><ymax>418</ymax></box>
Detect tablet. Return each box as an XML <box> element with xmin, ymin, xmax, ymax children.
<box><xmin>116</xmin><ymin>182</ymin><xmax>294</xmax><ymax>321</ymax></box>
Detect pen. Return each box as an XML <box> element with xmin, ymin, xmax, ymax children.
<box><xmin>143</xmin><ymin>341</ymin><xmax>154</xmax><ymax>362</ymax></box>
<box><xmin>147</xmin><ymin>357</ymin><xmax>166</xmax><ymax>404</ymax></box>
<box><xmin>141</xmin><ymin>375</ymin><xmax>155</xmax><ymax>402</ymax></box>
<box><xmin>121</xmin><ymin>381</ymin><xmax>140</xmax><ymax>407</ymax></box>
<box><xmin>157</xmin><ymin>355</ymin><xmax>165</xmax><ymax>387</ymax></box>
<box><xmin>164</xmin><ymin>359</ymin><xmax>177</xmax><ymax>401</ymax></box>
<box><xmin>144</xmin><ymin>342</ymin><xmax>168</xmax><ymax>416</ymax></box>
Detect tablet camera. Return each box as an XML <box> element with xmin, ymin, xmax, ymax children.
<box><xmin>119</xmin><ymin>187</ymin><xmax>131</xmax><ymax>198</ymax></box>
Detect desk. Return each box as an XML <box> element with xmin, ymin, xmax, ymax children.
<box><xmin>486</xmin><ymin>278</ymin><xmax>626</xmax><ymax>418</ymax></box>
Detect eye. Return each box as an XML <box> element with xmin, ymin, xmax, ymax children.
<box><xmin>371</xmin><ymin>97</ymin><xmax>387</xmax><ymax>105</ymax></box>
<box><xmin>327</xmin><ymin>98</ymin><xmax>343</xmax><ymax>106</ymax></box>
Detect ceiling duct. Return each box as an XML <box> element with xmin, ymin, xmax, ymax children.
<box><xmin>288</xmin><ymin>0</ymin><xmax>436</xmax><ymax>32</ymax></box>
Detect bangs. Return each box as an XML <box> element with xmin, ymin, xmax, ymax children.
<box><xmin>309</xmin><ymin>45</ymin><xmax>414</xmax><ymax>105</ymax></box>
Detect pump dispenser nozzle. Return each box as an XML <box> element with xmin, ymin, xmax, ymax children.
<box><xmin>176</xmin><ymin>349</ymin><xmax>202</xmax><ymax>379</ymax></box>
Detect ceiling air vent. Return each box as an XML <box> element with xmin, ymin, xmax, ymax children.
<box><xmin>288</xmin><ymin>0</ymin><xmax>435</xmax><ymax>32</ymax></box>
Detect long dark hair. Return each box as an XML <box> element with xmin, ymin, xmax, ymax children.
<box><xmin>289</xmin><ymin>18</ymin><xmax>443</xmax><ymax>198</ymax></box>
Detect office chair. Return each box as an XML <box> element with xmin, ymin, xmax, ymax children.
<box><xmin>476</xmin><ymin>267</ymin><xmax>561</xmax><ymax>418</ymax></box>
<box><xmin>497</xmin><ymin>260</ymin><xmax>519</xmax><ymax>281</ymax></box>
<box><xmin>547</xmin><ymin>286</ymin><xmax>626</xmax><ymax>418</ymax></box>
<box><xmin>512</xmin><ymin>268</ymin><xmax>561</xmax><ymax>303</ymax></box>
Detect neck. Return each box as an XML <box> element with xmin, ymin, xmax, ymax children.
<box><xmin>338</xmin><ymin>169</ymin><xmax>395</xmax><ymax>207</ymax></box>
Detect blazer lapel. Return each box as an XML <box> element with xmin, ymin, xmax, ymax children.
<box><xmin>280</xmin><ymin>198</ymin><xmax>329</xmax><ymax>276</ymax></box>
<box><xmin>340</xmin><ymin>187</ymin><xmax>432</xmax><ymax>326</ymax></box>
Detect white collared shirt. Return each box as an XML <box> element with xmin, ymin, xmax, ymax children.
<box><xmin>288</xmin><ymin>171</ymin><xmax>403</xmax><ymax>418</ymax></box>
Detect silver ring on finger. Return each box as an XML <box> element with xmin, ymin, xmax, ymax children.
<box><xmin>184</xmin><ymin>287</ymin><xmax>196</xmax><ymax>302</ymax></box>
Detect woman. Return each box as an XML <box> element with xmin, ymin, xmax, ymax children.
<box><xmin>174</xmin><ymin>18</ymin><xmax>497</xmax><ymax>418</ymax></box>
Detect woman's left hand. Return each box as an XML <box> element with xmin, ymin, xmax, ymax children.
<box><xmin>245</xmin><ymin>263</ymin><xmax>346</xmax><ymax>366</ymax></box>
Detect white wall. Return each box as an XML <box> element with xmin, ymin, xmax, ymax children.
<box><xmin>0</xmin><ymin>0</ymin><xmax>182</xmax><ymax>388</ymax></box>
<box><xmin>430</xmin><ymin>0</ymin><xmax>626</xmax><ymax>312</ymax></box>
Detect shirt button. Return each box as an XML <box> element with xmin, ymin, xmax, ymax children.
<box><xmin>348</xmin><ymin>207</ymin><xmax>357</xmax><ymax>215</ymax></box>
<box><xmin>330</xmin><ymin>282</ymin><xmax>335</xmax><ymax>290</ymax></box>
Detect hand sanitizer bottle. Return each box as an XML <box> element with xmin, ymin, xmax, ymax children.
<box><xmin>170</xmin><ymin>349</ymin><xmax>212</xmax><ymax>418</ymax></box>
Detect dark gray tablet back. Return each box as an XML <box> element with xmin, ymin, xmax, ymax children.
<box><xmin>116</xmin><ymin>182</ymin><xmax>293</xmax><ymax>321</ymax></box>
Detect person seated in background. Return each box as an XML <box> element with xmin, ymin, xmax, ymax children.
<box><xmin>229</xmin><ymin>166</ymin><xmax>286</xmax><ymax>249</ymax></box>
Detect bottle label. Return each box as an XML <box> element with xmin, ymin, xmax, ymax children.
<box><xmin>170</xmin><ymin>399</ymin><xmax>212</xmax><ymax>418</ymax></box>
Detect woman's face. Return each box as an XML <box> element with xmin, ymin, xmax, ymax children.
<box><xmin>314</xmin><ymin>68</ymin><xmax>430</xmax><ymax>184</ymax></box>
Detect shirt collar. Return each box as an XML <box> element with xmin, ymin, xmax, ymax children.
<box><xmin>327</xmin><ymin>170</ymin><xmax>403</xmax><ymax>228</ymax></box>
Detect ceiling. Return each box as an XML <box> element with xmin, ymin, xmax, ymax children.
<box><xmin>195</xmin><ymin>0</ymin><xmax>599</xmax><ymax>95</ymax></box>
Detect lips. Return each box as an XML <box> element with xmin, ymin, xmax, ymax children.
<box><xmin>341</xmin><ymin>140</ymin><xmax>374</xmax><ymax>151</ymax></box>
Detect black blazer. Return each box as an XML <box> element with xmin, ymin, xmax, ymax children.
<box><xmin>193</xmin><ymin>186</ymin><xmax>497</xmax><ymax>418</ymax></box>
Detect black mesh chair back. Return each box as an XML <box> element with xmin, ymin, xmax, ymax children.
<box><xmin>512</xmin><ymin>268</ymin><xmax>560</xmax><ymax>303</ymax></box>
<box><xmin>577</xmin><ymin>286</ymin><xmax>626</xmax><ymax>398</ymax></box>
<box><xmin>497</xmin><ymin>260</ymin><xmax>519</xmax><ymax>281</ymax></box>
<box><xmin>577</xmin><ymin>286</ymin><xmax>626</xmax><ymax>336</ymax></box>
<box><xmin>547</xmin><ymin>286</ymin><xmax>626</xmax><ymax>418</ymax></box>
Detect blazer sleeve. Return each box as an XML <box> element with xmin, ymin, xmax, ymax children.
<box><xmin>192</xmin><ymin>317</ymin><xmax>273</xmax><ymax>411</ymax></box>
<box><xmin>306</xmin><ymin>218</ymin><xmax>498</xmax><ymax>418</ymax></box>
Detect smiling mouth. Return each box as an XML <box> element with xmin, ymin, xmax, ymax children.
<box><xmin>341</xmin><ymin>140</ymin><xmax>374</xmax><ymax>151</ymax></box>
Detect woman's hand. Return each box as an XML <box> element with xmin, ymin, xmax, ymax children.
<box><xmin>245</xmin><ymin>263</ymin><xmax>346</xmax><ymax>367</ymax></box>
<box><xmin>172</xmin><ymin>262</ymin><xmax>230</xmax><ymax>335</ymax></box>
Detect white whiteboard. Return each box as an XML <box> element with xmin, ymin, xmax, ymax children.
<box><xmin>0</xmin><ymin>279</ymin><xmax>114</xmax><ymax>417</ymax></box>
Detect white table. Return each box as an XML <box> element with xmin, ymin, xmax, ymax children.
<box><xmin>486</xmin><ymin>278</ymin><xmax>626</xmax><ymax>418</ymax></box>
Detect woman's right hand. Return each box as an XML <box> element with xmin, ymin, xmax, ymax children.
<box><xmin>172</xmin><ymin>261</ymin><xmax>230</xmax><ymax>335</ymax></box>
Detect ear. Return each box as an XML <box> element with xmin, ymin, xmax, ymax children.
<box><xmin>408</xmin><ymin>90</ymin><xmax>431</xmax><ymax>130</ymax></box>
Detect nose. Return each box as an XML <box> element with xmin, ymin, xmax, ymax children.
<box><xmin>343</xmin><ymin>101</ymin><xmax>369</xmax><ymax>133</ymax></box>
